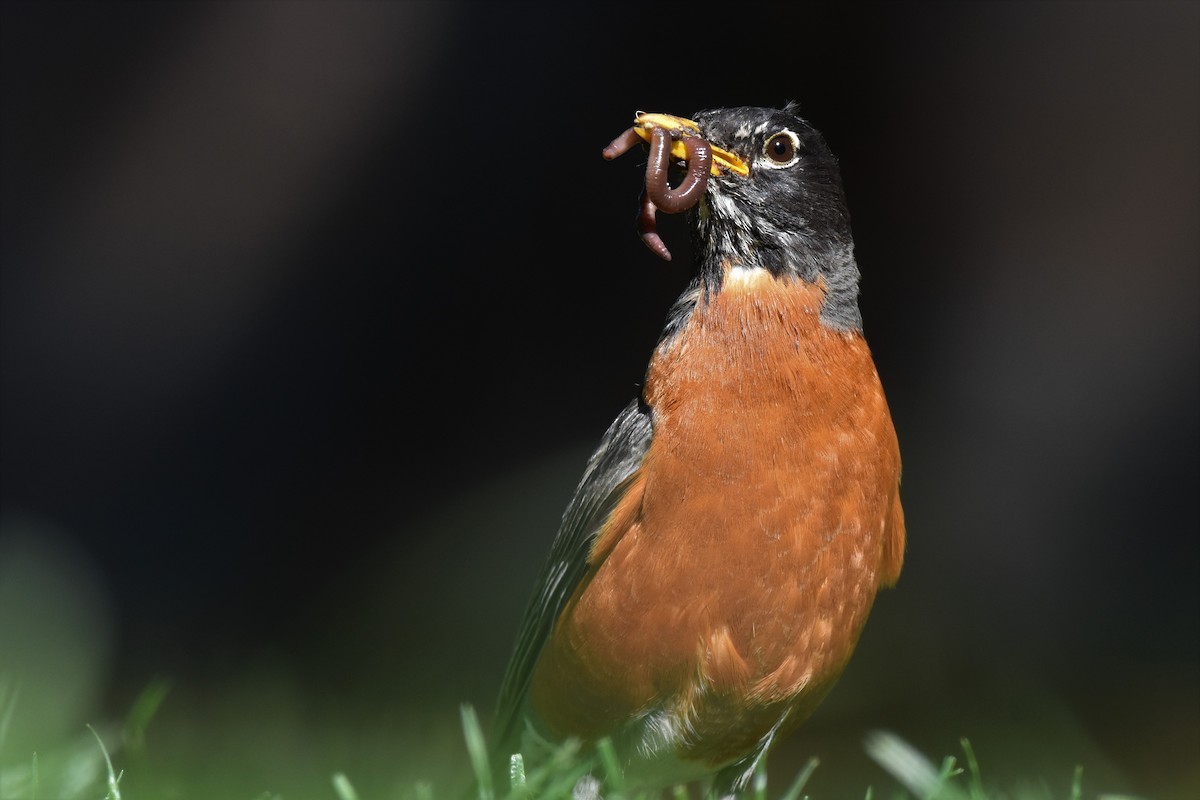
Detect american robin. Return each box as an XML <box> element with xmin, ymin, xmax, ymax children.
<box><xmin>490</xmin><ymin>105</ymin><xmax>905</xmax><ymax>798</ymax></box>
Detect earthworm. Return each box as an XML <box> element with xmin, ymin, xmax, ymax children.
<box><xmin>602</xmin><ymin>127</ymin><xmax>642</xmax><ymax>161</ymax></box>
<box><xmin>635</xmin><ymin>189</ymin><xmax>671</xmax><ymax>261</ymax></box>
<box><xmin>603</xmin><ymin>125</ymin><xmax>712</xmax><ymax>261</ymax></box>
<box><xmin>643</xmin><ymin>128</ymin><xmax>712</xmax><ymax>213</ymax></box>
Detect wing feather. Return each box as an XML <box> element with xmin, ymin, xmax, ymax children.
<box><xmin>490</xmin><ymin>398</ymin><xmax>654</xmax><ymax>755</ymax></box>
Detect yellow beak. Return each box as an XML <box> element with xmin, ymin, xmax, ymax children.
<box><xmin>633</xmin><ymin>112</ymin><xmax>750</xmax><ymax>177</ymax></box>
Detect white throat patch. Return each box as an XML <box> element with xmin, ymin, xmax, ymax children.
<box><xmin>725</xmin><ymin>265</ymin><xmax>772</xmax><ymax>289</ymax></box>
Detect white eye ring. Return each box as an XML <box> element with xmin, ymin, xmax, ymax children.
<box><xmin>760</xmin><ymin>128</ymin><xmax>801</xmax><ymax>169</ymax></box>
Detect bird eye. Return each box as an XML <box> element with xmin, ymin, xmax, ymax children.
<box><xmin>762</xmin><ymin>130</ymin><xmax>800</xmax><ymax>167</ymax></box>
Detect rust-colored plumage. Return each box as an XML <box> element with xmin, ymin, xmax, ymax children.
<box><xmin>491</xmin><ymin>106</ymin><xmax>905</xmax><ymax>797</ymax></box>
<box><xmin>531</xmin><ymin>274</ymin><xmax>903</xmax><ymax>768</ymax></box>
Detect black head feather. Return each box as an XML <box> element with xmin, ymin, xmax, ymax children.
<box><xmin>688</xmin><ymin>106</ymin><xmax>862</xmax><ymax>331</ymax></box>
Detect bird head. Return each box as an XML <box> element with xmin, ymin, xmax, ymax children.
<box><xmin>635</xmin><ymin>105</ymin><xmax>862</xmax><ymax>331</ymax></box>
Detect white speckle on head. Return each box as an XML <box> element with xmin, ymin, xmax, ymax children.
<box><xmin>734</xmin><ymin>124</ymin><xmax>752</xmax><ymax>139</ymax></box>
<box><xmin>706</xmin><ymin>191</ymin><xmax>758</xmax><ymax>260</ymax></box>
<box><xmin>709</xmin><ymin>191</ymin><xmax>748</xmax><ymax>226</ymax></box>
<box><xmin>704</xmin><ymin>185</ymin><xmax>813</xmax><ymax>275</ymax></box>
<box><xmin>753</xmin><ymin>120</ymin><xmax>771</xmax><ymax>135</ymax></box>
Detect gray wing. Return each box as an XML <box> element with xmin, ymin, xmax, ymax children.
<box><xmin>491</xmin><ymin>398</ymin><xmax>654</xmax><ymax>755</ymax></box>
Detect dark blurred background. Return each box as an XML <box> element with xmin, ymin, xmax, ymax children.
<box><xmin>1</xmin><ymin>1</ymin><xmax>1196</xmax><ymax>798</ymax></box>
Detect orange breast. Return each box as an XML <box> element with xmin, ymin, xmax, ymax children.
<box><xmin>530</xmin><ymin>274</ymin><xmax>904</xmax><ymax>767</ymax></box>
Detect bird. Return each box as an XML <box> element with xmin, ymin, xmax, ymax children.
<box><xmin>489</xmin><ymin>104</ymin><xmax>905</xmax><ymax>798</ymax></box>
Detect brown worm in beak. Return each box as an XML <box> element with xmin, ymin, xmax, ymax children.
<box><xmin>603</xmin><ymin>125</ymin><xmax>712</xmax><ymax>261</ymax></box>
<box><xmin>635</xmin><ymin>189</ymin><xmax>671</xmax><ymax>261</ymax></box>
<box><xmin>643</xmin><ymin>128</ymin><xmax>711</xmax><ymax>213</ymax></box>
<box><xmin>602</xmin><ymin>127</ymin><xmax>643</xmax><ymax>161</ymax></box>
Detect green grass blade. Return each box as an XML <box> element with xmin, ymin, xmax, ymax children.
<box><xmin>938</xmin><ymin>755</ymin><xmax>962</xmax><ymax>783</ymax></box>
<box><xmin>596</xmin><ymin>737</ymin><xmax>625</xmax><ymax>794</ymax></box>
<box><xmin>537</xmin><ymin>765</ymin><xmax>594</xmax><ymax>800</ymax></box>
<box><xmin>960</xmin><ymin>738</ymin><xmax>984</xmax><ymax>800</ymax></box>
<box><xmin>510</xmin><ymin>752</ymin><xmax>527</xmax><ymax>790</ymax></box>
<box><xmin>865</xmin><ymin>730</ymin><xmax>969</xmax><ymax>800</ymax></box>
<box><xmin>778</xmin><ymin>757</ymin><xmax>819</xmax><ymax>800</ymax></box>
<box><xmin>520</xmin><ymin>738</ymin><xmax>584</xmax><ymax>798</ymax></box>
<box><xmin>332</xmin><ymin>771</ymin><xmax>359</xmax><ymax>800</ymax></box>
<box><xmin>0</xmin><ymin>677</ymin><xmax>18</xmax><ymax>751</ymax></box>
<box><xmin>460</xmin><ymin>704</ymin><xmax>494</xmax><ymax>800</ymax></box>
<box><xmin>752</xmin><ymin>760</ymin><xmax>769</xmax><ymax>800</ymax></box>
<box><xmin>87</xmin><ymin>724</ymin><xmax>122</xmax><ymax>800</ymax></box>
<box><xmin>124</xmin><ymin>677</ymin><xmax>171</xmax><ymax>752</ymax></box>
